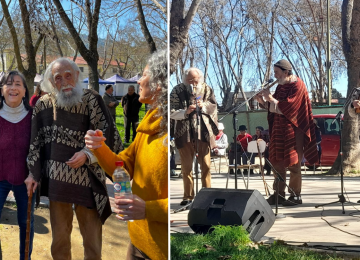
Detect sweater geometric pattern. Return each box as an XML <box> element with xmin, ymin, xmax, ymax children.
<box><xmin>28</xmin><ymin>89</ymin><xmax>122</xmax><ymax>223</ymax></box>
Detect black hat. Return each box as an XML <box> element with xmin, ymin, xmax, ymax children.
<box><xmin>274</xmin><ymin>59</ymin><xmax>292</xmax><ymax>71</ymax></box>
<box><xmin>238</xmin><ymin>125</ymin><xmax>247</xmax><ymax>131</ymax></box>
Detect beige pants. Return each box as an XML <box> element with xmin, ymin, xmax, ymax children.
<box><xmin>271</xmin><ymin>128</ymin><xmax>304</xmax><ymax>196</ymax></box>
<box><xmin>179</xmin><ymin>141</ymin><xmax>211</xmax><ymax>200</ymax></box>
<box><xmin>49</xmin><ymin>200</ymin><xmax>102</xmax><ymax>260</ymax></box>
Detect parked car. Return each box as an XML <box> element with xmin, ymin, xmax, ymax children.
<box><xmin>305</xmin><ymin>114</ymin><xmax>343</xmax><ymax>168</ymax></box>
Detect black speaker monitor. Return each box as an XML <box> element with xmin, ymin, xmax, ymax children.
<box><xmin>188</xmin><ymin>188</ymin><xmax>275</xmax><ymax>242</ymax></box>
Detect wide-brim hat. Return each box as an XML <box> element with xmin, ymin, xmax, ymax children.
<box><xmin>218</xmin><ymin>123</ymin><xmax>225</xmax><ymax>130</ymax></box>
<box><xmin>238</xmin><ymin>125</ymin><xmax>247</xmax><ymax>131</ymax></box>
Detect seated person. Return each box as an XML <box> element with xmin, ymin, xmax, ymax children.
<box><xmin>228</xmin><ymin>125</ymin><xmax>252</xmax><ymax>174</ymax></box>
<box><xmin>212</xmin><ymin>123</ymin><xmax>228</xmax><ymax>156</ymax></box>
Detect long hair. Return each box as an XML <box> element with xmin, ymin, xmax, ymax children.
<box><xmin>147</xmin><ymin>49</ymin><xmax>168</xmax><ymax>135</ymax></box>
<box><xmin>0</xmin><ymin>71</ymin><xmax>31</xmax><ymax>110</ymax></box>
<box><xmin>42</xmin><ymin>57</ymin><xmax>82</xmax><ymax>94</ymax></box>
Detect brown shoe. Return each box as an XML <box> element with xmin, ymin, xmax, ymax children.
<box><xmin>282</xmin><ymin>196</ymin><xmax>302</xmax><ymax>206</ymax></box>
<box><xmin>266</xmin><ymin>192</ymin><xmax>285</xmax><ymax>205</ymax></box>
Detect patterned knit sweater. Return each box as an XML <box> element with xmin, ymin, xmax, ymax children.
<box><xmin>27</xmin><ymin>89</ymin><xmax>122</xmax><ymax>223</ymax></box>
<box><xmin>93</xmin><ymin>108</ymin><xmax>168</xmax><ymax>260</ymax></box>
<box><xmin>170</xmin><ymin>82</ymin><xmax>219</xmax><ymax>149</ymax></box>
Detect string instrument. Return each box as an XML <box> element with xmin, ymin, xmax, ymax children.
<box><xmin>25</xmin><ymin>186</ymin><xmax>33</xmax><ymax>260</ymax></box>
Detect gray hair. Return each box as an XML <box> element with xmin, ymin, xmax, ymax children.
<box><xmin>147</xmin><ymin>49</ymin><xmax>167</xmax><ymax>135</ymax></box>
<box><xmin>42</xmin><ymin>58</ymin><xmax>82</xmax><ymax>93</ymax></box>
<box><xmin>182</xmin><ymin>67</ymin><xmax>204</xmax><ymax>85</ymax></box>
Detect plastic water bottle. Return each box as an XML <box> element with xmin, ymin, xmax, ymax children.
<box><xmin>113</xmin><ymin>161</ymin><xmax>133</xmax><ymax>221</ymax></box>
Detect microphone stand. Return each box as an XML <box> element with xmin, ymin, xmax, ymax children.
<box><xmin>265</xmin><ymin>158</ymin><xmax>297</xmax><ymax>218</ymax></box>
<box><xmin>315</xmin><ymin>111</ymin><xmax>358</xmax><ymax>213</ymax></box>
<box><xmin>220</xmin><ymin>80</ymin><xmax>277</xmax><ymax>189</ymax></box>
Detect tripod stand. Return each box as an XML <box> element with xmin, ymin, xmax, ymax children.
<box><xmin>315</xmin><ymin>111</ymin><xmax>358</xmax><ymax>214</ymax></box>
<box><xmin>265</xmin><ymin>158</ymin><xmax>298</xmax><ymax>217</ymax></box>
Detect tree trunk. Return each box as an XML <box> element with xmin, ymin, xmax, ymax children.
<box><xmin>170</xmin><ymin>0</ymin><xmax>202</xmax><ymax>74</ymax></box>
<box><xmin>328</xmin><ymin>0</ymin><xmax>360</xmax><ymax>174</ymax></box>
<box><xmin>135</xmin><ymin>0</ymin><xmax>156</xmax><ymax>53</ymax></box>
<box><xmin>53</xmin><ymin>0</ymin><xmax>100</xmax><ymax>92</ymax></box>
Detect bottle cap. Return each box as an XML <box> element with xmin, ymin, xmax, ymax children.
<box><xmin>115</xmin><ymin>161</ymin><xmax>124</xmax><ymax>167</ymax></box>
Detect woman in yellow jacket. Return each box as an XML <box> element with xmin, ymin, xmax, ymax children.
<box><xmin>85</xmin><ymin>50</ymin><xmax>168</xmax><ymax>260</ymax></box>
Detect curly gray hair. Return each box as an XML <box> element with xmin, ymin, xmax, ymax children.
<box><xmin>182</xmin><ymin>67</ymin><xmax>204</xmax><ymax>85</ymax></box>
<box><xmin>41</xmin><ymin>58</ymin><xmax>82</xmax><ymax>93</ymax></box>
<box><xmin>146</xmin><ymin>49</ymin><xmax>168</xmax><ymax>135</ymax></box>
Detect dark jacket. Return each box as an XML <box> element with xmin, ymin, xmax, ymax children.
<box><xmin>121</xmin><ymin>93</ymin><xmax>142</xmax><ymax>117</ymax></box>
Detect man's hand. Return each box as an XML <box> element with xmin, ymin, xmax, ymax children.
<box><xmin>353</xmin><ymin>100</ymin><xmax>360</xmax><ymax>108</ymax></box>
<box><xmin>85</xmin><ymin>129</ymin><xmax>106</xmax><ymax>150</ymax></box>
<box><xmin>24</xmin><ymin>175</ymin><xmax>38</xmax><ymax>196</ymax></box>
<box><xmin>186</xmin><ymin>104</ymin><xmax>196</xmax><ymax>114</ymax></box>
<box><xmin>255</xmin><ymin>94</ymin><xmax>265</xmax><ymax>105</ymax></box>
<box><xmin>114</xmin><ymin>194</ymin><xmax>146</xmax><ymax>221</ymax></box>
<box><xmin>66</xmin><ymin>151</ymin><xmax>87</xmax><ymax>169</ymax></box>
<box><xmin>197</xmin><ymin>99</ymin><xmax>203</xmax><ymax>108</ymax></box>
<box><xmin>261</xmin><ymin>88</ymin><xmax>273</xmax><ymax>102</ymax></box>
<box><xmin>109</xmin><ymin>102</ymin><xmax>115</xmax><ymax>107</ymax></box>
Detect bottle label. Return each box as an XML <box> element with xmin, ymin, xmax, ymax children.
<box><xmin>114</xmin><ymin>181</ymin><xmax>131</xmax><ymax>193</ymax></box>
<box><xmin>114</xmin><ymin>183</ymin><xmax>122</xmax><ymax>192</ymax></box>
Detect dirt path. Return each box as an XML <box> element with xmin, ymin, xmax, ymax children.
<box><xmin>0</xmin><ymin>203</ymin><xmax>130</xmax><ymax>259</ymax></box>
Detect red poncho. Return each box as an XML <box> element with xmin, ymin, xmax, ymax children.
<box><xmin>268</xmin><ymin>77</ymin><xmax>318</xmax><ymax>167</ymax></box>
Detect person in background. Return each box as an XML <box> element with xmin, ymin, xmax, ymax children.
<box><xmin>121</xmin><ymin>85</ymin><xmax>142</xmax><ymax>143</ymax></box>
<box><xmin>85</xmin><ymin>50</ymin><xmax>168</xmax><ymax>260</ymax></box>
<box><xmin>212</xmin><ymin>122</ymin><xmax>228</xmax><ymax>156</ymax></box>
<box><xmin>29</xmin><ymin>81</ymin><xmax>47</xmax><ymax>107</ymax></box>
<box><xmin>237</xmin><ymin>125</ymin><xmax>253</xmax><ymax>174</ymax></box>
<box><xmin>103</xmin><ymin>84</ymin><xmax>120</xmax><ymax>122</ymax></box>
<box><xmin>0</xmin><ymin>71</ymin><xmax>36</xmax><ymax>260</ymax></box>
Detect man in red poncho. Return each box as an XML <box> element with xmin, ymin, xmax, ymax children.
<box><xmin>256</xmin><ymin>59</ymin><xmax>318</xmax><ymax>206</ymax></box>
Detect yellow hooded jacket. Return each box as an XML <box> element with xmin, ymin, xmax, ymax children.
<box><xmin>93</xmin><ymin>108</ymin><xmax>168</xmax><ymax>260</ymax></box>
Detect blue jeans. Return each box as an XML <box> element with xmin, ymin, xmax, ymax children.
<box><xmin>0</xmin><ymin>180</ymin><xmax>36</xmax><ymax>260</ymax></box>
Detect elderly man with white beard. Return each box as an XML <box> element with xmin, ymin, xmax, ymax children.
<box><xmin>25</xmin><ymin>58</ymin><xmax>122</xmax><ymax>260</ymax></box>
<box><xmin>170</xmin><ymin>67</ymin><xmax>218</xmax><ymax>206</ymax></box>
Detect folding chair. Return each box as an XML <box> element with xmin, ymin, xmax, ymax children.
<box><xmin>227</xmin><ymin>140</ymin><xmax>266</xmax><ymax>189</ymax></box>
<box><xmin>211</xmin><ymin>152</ymin><xmax>228</xmax><ymax>174</ymax></box>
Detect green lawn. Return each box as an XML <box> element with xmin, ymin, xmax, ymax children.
<box><xmin>171</xmin><ymin>225</ymin><xmax>343</xmax><ymax>260</ymax></box>
<box><xmin>115</xmin><ymin>103</ymin><xmax>146</xmax><ymax>148</ymax></box>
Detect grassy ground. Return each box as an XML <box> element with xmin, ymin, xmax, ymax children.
<box><xmin>115</xmin><ymin>103</ymin><xmax>146</xmax><ymax>148</ymax></box>
<box><xmin>171</xmin><ymin>225</ymin><xmax>344</xmax><ymax>260</ymax></box>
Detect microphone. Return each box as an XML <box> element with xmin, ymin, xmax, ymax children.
<box><xmin>262</xmin><ymin>78</ymin><xmax>274</xmax><ymax>87</ymax></box>
<box><xmin>190</xmin><ymin>84</ymin><xmax>194</xmax><ymax>95</ymax></box>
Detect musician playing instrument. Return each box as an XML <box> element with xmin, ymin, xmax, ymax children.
<box><xmin>255</xmin><ymin>59</ymin><xmax>318</xmax><ymax>206</ymax></box>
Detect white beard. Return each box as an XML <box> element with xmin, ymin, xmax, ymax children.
<box><xmin>54</xmin><ymin>84</ymin><xmax>83</xmax><ymax>108</ymax></box>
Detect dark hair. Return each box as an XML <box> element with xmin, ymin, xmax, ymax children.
<box><xmin>128</xmin><ymin>85</ymin><xmax>135</xmax><ymax>89</ymax></box>
<box><xmin>0</xmin><ymin>71</ymin><xmax>31</xmax><ymax>110</ymax></box>
<box><xmin>256</xmin><ymin>126</ymin><xmax>264</xmax><ymax>131</ymax></box>
<box><xmin>105</xmin><ymin>84</ymin><xmax>113</xmax><ymax>91</ymax></box>
<box><xmin>277</xmin><ymin>66</ymin><xmax>293</xmax><ymax>75</ymax></box>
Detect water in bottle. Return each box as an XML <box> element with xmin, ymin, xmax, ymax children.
<box><xmin>113</xmin><ymin>161</ymin><xmax>133</xmax><ymax>221</ymax></box>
